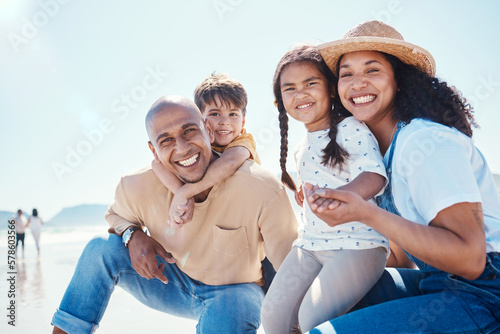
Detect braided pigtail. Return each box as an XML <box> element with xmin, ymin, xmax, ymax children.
<box><xmin>321</xmin><ymin>108</ymin><xmax>349</xmax><ymax>168</ymax></box>
<box><xmin>277</xmin><ymin>102</ymin><xmax>297</xmax><ymax>191</ymax></box>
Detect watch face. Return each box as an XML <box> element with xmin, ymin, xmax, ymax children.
<box><xmin>122</xmin><ymin>229</ymin><xmax>132</xmax><ymax>245</ymax></box>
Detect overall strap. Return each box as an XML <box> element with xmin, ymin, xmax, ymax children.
<box><xmin>386</xmin><ymin>121</ymin><xmax>407</xmax><ymax>178</ymax></box>
<box><xmin>375</xmin><ymin>120</ymin><xmax>407</xmax><ymax>216</ymax></box>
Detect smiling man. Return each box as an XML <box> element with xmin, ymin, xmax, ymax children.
<box><xmin>51</xmin><ymin>95</ymin><xmax>298</xmax><ymax>334</ymax></box>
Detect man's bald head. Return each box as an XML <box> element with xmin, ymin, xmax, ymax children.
<box><xmin>146</xmin><ymin>95</ymin><xmax>215</xmax><ymax>185</ymax></box>
<box><xmin>145</xmin><ymin>95</ymin><xmax>203</xmax><ymax>140</ymax></box>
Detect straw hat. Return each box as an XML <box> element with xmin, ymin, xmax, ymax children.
<box><xmin>318</xmin><ymin>20</ymin><xmax>436</xmax><ymax>77</ymax></box>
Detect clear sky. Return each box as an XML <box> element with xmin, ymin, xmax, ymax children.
<box><xmin>1</xmin><ymin>0</ymin><xmax>499</xmax><ymax>220</ymax></box>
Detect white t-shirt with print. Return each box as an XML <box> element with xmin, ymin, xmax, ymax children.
<box><xmin>389</xmin><ymin>118</ymin><xmax>500</xmax><ymax>253</ymax></box>
<box><xmin>293</xmin><ymin>116</ymin><xmax>389</xmax><ymax>253</ymax></box>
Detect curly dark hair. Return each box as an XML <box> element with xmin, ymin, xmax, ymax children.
<box><xmin>273</xmin><ymin>45</ymin><xmax>349</xmax><ymax>191</ymax></box>
<box><xmin>333</xmin><ymin>52</ymin><xmax>477</xmax><ymax>137</ymax></box>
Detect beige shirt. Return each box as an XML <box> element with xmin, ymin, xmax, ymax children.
<box><xmin>106</xmin><ymin>160</ymin><xmax>298</xmax><ymax>286</ymax></box>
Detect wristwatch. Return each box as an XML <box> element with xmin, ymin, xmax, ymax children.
<box><xmin>122</xmin><ymin>227</ymin><xmax>139</xmax><ymax>248</ymax></box>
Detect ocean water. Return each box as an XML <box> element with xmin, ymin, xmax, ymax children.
<box><xmin>0</xmin><ymin>226</ymin><xmax>265</xmax><ymax>333</ymax></box>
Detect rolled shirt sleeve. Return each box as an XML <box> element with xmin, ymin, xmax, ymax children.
<box><xmin>105</xmin><ymin>175</ymin><xmax>146</xmax><ymax>235</ymax></box>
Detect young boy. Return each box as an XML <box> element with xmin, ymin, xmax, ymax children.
<box><xmin>152</xmin><ymin>73</ymin><xmax>260</xmax><ymax>226</ymax></box>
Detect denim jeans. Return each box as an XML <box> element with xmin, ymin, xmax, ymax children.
<box><xmin>306</xmin><ymin>253</ymin><xmax>500</xmax><ymax>333</ymax></box>
<box><xmin>51</xmin><ymin>234</ymin><xmax>264</xmax><ymax>334</ymax></box>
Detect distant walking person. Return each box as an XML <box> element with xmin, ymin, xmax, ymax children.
<box><xmin>27</xmin><ymin>208</ymin><xmax>43</xmax><ymax>255</ymax></box>
<box><xmin>13</xmin><ymin>209</ymin><xmax>27</xmax><ymax>255</ymax></box>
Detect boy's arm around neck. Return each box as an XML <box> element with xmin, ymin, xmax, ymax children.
<box><xmin>151</xmin><ymin>159</ymin><xmax>184</xmax><ymax>193</ymax></box>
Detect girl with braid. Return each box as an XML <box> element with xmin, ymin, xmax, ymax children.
<box><xmin>261</xmin><ymin>45</ymin><xmax>389</xmax><ymax>333</ymax></box>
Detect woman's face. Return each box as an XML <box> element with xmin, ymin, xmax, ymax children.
<box><xmin>337</xmin><ymin>51</ymin><xmax>398</xmax><ymax>127</ymax></box>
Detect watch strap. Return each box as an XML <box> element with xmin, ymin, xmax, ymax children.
<box><xmin>122</xmin><ymin>226</ymin><xmax>140</xmax><ymax>248</ymax></box>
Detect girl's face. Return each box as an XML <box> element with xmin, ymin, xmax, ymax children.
<box><xmin>337</xmin><ymin>51</ymin><xmax>398</xmax><ymax>127</ymax></box>
<box><xmin>280</xmin><ymin>61</ymin><xmax>332</xmax><ymax>132</ymax></box>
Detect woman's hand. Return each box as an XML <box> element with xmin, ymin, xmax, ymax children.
<box><xmin>304</xmin><ymin>183</ymin><xmax>374</xmax><ymax>226</ymax></box>
<box><xmin>294</xmin><ymin>185</ymin><xmax>304</xmax><ymax>207</ymax></box>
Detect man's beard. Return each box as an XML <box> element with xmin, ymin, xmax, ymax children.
<box><xmin>179</xmin><ymin>167</ymin><xmax>208</xmax><ymax>184</ymax></box>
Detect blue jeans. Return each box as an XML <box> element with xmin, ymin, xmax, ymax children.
<box><xmin>51</xmin><ymin>234</ymin><xmax>264</xmax><ymax>334</ymax></box>
<box><xmin>306</xmin><ymin>252</ymin><xmax>500</xmax><ymax>333</ymax></box>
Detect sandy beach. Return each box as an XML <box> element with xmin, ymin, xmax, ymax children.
<box><xmin>1</xmin><ymin>226</ymin><xmax>268</xmax><ymax>333</ymax></box>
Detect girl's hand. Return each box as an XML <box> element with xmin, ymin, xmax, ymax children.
<box><xmin>294</xmin><ymin>185</ymin><xmax>304</xmax><ymax>207</ymax></box>
<box><xmin>303</xmin><ymin>183</ymin><xmax>338</xmax><ymax>211</ymax></box>
<box><xmin>305</xmin><ymin>183</ymin><xmax>373</xmax><ymax>227</ymax></box>
<box><xmin>304</xmin><ymin>183</ymin><xmax>342</xmax><ymax>212</ymax></box>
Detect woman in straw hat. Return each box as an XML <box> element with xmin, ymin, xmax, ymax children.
<box><xmin>302</xmin><ymin>20</ymin><xmax>500</xmax><ymax>333</ymax></box>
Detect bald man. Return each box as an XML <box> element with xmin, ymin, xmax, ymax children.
<box><xmin>51</xmin><ymin>96</ymin><xmax>298</xmax><ymax>334</ymax></box>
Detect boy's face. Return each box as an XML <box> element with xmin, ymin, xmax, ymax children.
<box><xmin>202</xmin><ymin>96</ymin><xmax>245</xmax><ymax>147</ymax></box>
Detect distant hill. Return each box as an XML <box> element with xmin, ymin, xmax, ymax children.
<box><xmin>1</xmin><ymin>204</ymin><xmax>110</xmax><ymax>230</ymax></box>
<box><xmin>46</xmin><ymin>204</ymin><xmax>109</xmax><ymax>228</ymax></box>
